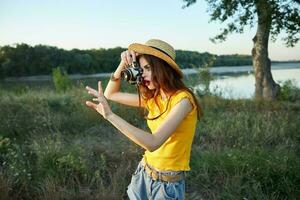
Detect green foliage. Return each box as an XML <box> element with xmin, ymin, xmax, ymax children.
<box><xmin>0</xmin><ymin>136</ymin><xmax>34</xmax><ymax>191</ymax></box>
<box><xmin>278</xmin><ymin>79</ymin><xmax>300</xmax><ymax>102</ymax></box>
<box><xmin>183</xmin><ymin>0</ymin><xmax>300</xmax><ymax>47</ymax></box>
<box><xmin>31</xmin><ymin>135</ymin><xmax>89</xmax><ymax>181</ymax></box>
<box><xmin>0</xmin><ymin>136</ymin><xmax>11</xmax><ymax>155</ymax></box>
<box><xmin>0</xmin><ymin>44</ymin><xmax>125</xmax><ymax>78</ymax></box>
<box><xmin>0</xmin><ymin>86</ymin><xmax>299</xmax><ymax>199</ymax></box>
<box><xmin>189</xmin><ymin>149</ymin><xmax>299</xmax><ymax>199</ymax></box>
<box><xmin>195</xmin><ymin>55</ymin><xmax>215</xmax><ymax>96</ymax></box>
<box><xmin>0</xmin><ymin>89</ymin><xmax>101</xmax><ymax>143</ymax></box>
<box><xmin>214</xmin><ymin>54</ymin><xmax>252</xmax><ymax>66</ymax></box>
<box><xmin>0</xmin><ymin>44</ymin><xmax>257</xmax><ymax>78</ymax></box>
<box><xmin>176</xmin><ymin>50</ymin><xmax>251</xmax><ymax>68</ymax></box>
<box><xmin>182</xmin><ymin>0</ymin><xmax>300</xmax><ymax>100</ymax></box>
<box><xmin>0</xmin><ymin>67</ymin><xmax>5</xmax><ymax>80</ymax></box>
<box><xmin>52</xmin><ymin>67</ymin><xmax>72</xmax><ymax>92</ymax></box>
<box><xmin>57</xmin><ymin>152</ymin><xmax>87</xmax><ymax>175</ymax></box>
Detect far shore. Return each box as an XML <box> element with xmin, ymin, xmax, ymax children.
<box><xmin>3</xmin><ymin>62</ymin><xmax>300</xmax><ymax>82</ymax></box>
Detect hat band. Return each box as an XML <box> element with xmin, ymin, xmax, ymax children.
<box><xmin>148</xmin><ymin>46</ymin><xmax>174</xmax><ymax>61</ymax></box>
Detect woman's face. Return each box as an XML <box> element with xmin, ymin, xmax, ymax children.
<box><xmin>139</xmin><ymin>56</ymin><xmax>155</xmax><ymax>90</ymax></box>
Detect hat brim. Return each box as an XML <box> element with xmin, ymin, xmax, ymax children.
<box><xmin>128</xmin><ymin>43</ymin><xmax>183</xmax><ymax>78</ymax></box>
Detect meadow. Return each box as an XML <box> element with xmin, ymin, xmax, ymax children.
<box><xmin>0</xmin><ymin>77</ymin><xmax>299</xmax><ymax>200</ymax></box>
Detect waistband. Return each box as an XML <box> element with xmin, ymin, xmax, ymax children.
<box><xmin>140</xmin><ymin>159</ymin><xmax>186</xmax><ymax>182</ymax></box>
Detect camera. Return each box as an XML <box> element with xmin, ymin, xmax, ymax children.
<box><xmin>121</xmin><ymin>61</ymin><xmax>143</xmax><ymax>85</ymax></box>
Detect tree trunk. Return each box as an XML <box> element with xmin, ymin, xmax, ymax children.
<box><xmin>252</xmin><ymin>0</ymin><xmax>280</xmax><ymax>100</ymax></box>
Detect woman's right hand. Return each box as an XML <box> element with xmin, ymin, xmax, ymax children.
<box><xmin>114</xmin><ymin>50</ymin><xmax>139</xmax><ymax>79</ymax></box>
<box><xmin>119</xmin><ymin>50</ymin><xmax>139</xmax><ymax>68</ymax></box>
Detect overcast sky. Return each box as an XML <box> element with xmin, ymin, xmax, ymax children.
<box><xmin>1</xmin><ymin>0</ymin><xmax>299</xmax><ymax>61</ymax></box>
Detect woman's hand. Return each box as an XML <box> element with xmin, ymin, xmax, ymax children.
<box><xmin>85</xmin><ymin>81</ymin><xmax>113</xmax><ymax>119</ymax></box>
<box><xmin>119</xmin><ymin>50</ymin><xmax>139</xmax><ymax>68</ymax></box>
<box><xmin>114</xmin><ymin>50</ymin><xmax>139</xmax><ymax>79</ymax></box>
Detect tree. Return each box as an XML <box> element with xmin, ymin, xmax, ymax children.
<box><xmin>182</xmin><ymin>0</ymin><xmax>300</xmax><ymax>100</ymax></box>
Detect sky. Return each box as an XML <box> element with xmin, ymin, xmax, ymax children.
<box><xmin>0</xmin><ymin>0</ymin><xmax>299</xmax><ymax>61</ymax></box>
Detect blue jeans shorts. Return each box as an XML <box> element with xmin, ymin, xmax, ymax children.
<box><xmin>127</xmin><ymin>162</ymin><xmax>186</xmax><ymax>200</ymax></box>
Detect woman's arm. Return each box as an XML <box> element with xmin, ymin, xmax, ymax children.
<box><xmin>106</xmin><ymin>98</ymin><xmax>192</xmax><ymax>152</ymax></box>
<box><xmin>86</xmin><ymin>82</ymin><xmax>192</xmax><ymax>152</ymax></box>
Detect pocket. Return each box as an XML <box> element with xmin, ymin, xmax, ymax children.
<box><xmin>132</xmin><ymin>162</ymin><xmax>142</xmax><ymax>176</ymax></box>
<box><xmin>128</xmin><ymin>163</ymin><xmax>144</xmax><ymax>192</ymax></box>
<box><xmin>161</xmin><ymin>182</ymin><xmax>178</xmax><ymax>200</ymax></box>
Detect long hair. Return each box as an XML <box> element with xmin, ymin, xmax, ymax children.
<box><xmin>138</xmin><ymin>54</ymin><xmax>203</xmax><ymax>120</ymax></box>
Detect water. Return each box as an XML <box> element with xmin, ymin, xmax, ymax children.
<box><xmin>195</xmin><ymin>64</ymin><xmax>300</xmax><ymax>99</ymax></box>
<box><xmin>3</xmin><ymin>62</ymin><xmax>300</xmax><ymax>99</ymax></box>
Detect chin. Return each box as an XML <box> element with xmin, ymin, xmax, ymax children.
<box><xmin>149</xmin><ymin>85</ymin><xmax>156</xmax><ymax>90</ymax></box>
<box><xmin>147</xmin><ymin>86</ymin><xmax>155</xmax><ymax>90</ymax></box>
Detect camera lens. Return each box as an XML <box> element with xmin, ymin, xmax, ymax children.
<box><xmin>121</xmin><ymin>64</ymin><xmax>143</xmax><ymax>85</ymax></box>
<box><xmin>121</xmin><ymin>68</ymin><xmax>134</xmax><ymax>82</ymax></box>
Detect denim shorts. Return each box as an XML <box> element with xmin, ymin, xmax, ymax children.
<box><xmin>127</xmin><ymin>162</ymin><xmax>185</xmax><ymax>200</ymax></box>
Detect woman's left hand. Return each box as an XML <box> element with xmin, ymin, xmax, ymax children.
<box><xmin>85</xmin><ymin>81</ymin><xmax>113</xmax><ymax>119</ymax></box>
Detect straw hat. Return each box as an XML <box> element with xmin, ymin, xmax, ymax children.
<box><xmin>128</xmin><ymin>39</ymin><xmax>183</xmax><ymax>78</ymax></box>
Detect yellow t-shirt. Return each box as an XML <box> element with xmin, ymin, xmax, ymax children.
<box><xmin>144</xmin><ymin>90</ymin><xmax>198</xmax><ymax>171</ymax></box>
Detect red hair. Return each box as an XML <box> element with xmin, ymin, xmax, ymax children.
<box><xmin>138</xmin><ymin>54</ymin><xmax>203</xmax><ymax>120</ymax></box>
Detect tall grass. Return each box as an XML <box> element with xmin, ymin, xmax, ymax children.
<box><xmin>0</xmin><ymin>81</ymin><xmax>299</xmax><ymax>199</ymax></box>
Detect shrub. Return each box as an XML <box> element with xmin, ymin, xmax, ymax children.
<box><xmin>194</xmin><ymin>56</ymin><xmax>215</xmax><ymax>97</ymax></box>
<box><xmin>278</xmin><ymin>79</ymin><xmax>300</xmax><ymax>102</ymax></box>
<box><xmin>52</xmin><ymin>67</ymin><xmax>71</xmax><ymax>92</ymax></box>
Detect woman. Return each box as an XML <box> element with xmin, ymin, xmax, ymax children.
<box><xmin>85</xmin><ymin>39</ymin><xmax>201</xmax><ymax>200</ymax></box>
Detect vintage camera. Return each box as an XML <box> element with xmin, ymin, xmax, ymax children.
<box><xmin>121</xmin><ymin>61</ymin><xmax>143</xmax><ymax>85</ymax></box>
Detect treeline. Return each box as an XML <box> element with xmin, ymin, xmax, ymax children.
<box><xmin>0</xmin><ymin>43</ymin><xmax>253</xmax><ymax>78</ymax></box>
<box><xmin>175</xmin><ymin>50</ymin><xmax>253</xmax><ymax>68</ymax></box>
<box><xmin>0</xmin><ymin>44</ymin><xmax>122</xmax><ymax>78</ymax></box>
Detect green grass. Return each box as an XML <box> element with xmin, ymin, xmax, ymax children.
<box><xmin>0</xmin><ymin>81</ymin><xmax>299</xmax><ymax>199</ymax></box>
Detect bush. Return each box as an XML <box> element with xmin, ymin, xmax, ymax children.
<box><xmin>278</xmin><ymin>79</ymin><xmax>300</xmax><ymax>102</ymax></box>
<box><xmin>52</xmin><ymin>67</ymin><xmax>71</xmax><ymax>92</ymax></box>
<box><xmin>194</xmin><ymin>56</ymin><xmax>215</xmax><ymax>97</ymax></box>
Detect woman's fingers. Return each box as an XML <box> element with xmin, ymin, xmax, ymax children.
<box><xmin>86</xmin><ymin>86</ymin><xmax>99</xmax><ymax>97</ymax></box>
<box><xmin>85</xmin><ymin>101</ymin><xmax>97</xmax><ymax>109</ymax></box>
<box><xmin>121</xmin><ymin>51</ymin><xmax>130</xmax><ymax>66</ymax></box>
<box><xmin>130</xmin><ymin>50</ymin><xmax>136</xmax><ymax>63</ymax></box>
<box><xmin>121</xmin><ymin>50</ymin><xmax>138</xmax><ymax>67</ymax></box>
<box><xmin>126</xmin><ymin>51</ymin><xmax>132</xmax><ymax>65</ymax></box>
<box><xmin>86</xmin><ymin>88</ymin><xmax>112</xmax><ymax>119</ymax></box>
<box><xmin>121</xmin><ymin>53</ymin><xmax>128</xmax><ymax>66</ymax></box>
<box><xmin>86</xmin><ymin>83</ymin><xmax>105</xmax><ymax>103</ymax></box>
<box><xmin>98</xmin><ymin>81</ymin><xmax>103</xmax><ymax>94</ymax></box>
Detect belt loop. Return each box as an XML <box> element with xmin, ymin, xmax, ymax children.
<box><xmin>141</xmin><ymin>159</ymin><xmax>146</xmax><ymax>170</ymax></box>
<box><xmin>158</xmin><ymin>171</ymin><xmax>162</xmax><ymax>181</ymax></box>
<box><xmin>142</xmin><ymin>162</ymin><xmax>146</xmax><ymax>170</ymax></box>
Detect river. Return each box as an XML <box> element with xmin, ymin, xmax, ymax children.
<box><xmin>3</xmin><ymin>62</ymin><xmax>300</xmax><ymax>99</ymax></box>
<box><xmin>193</xmin><ymin>63</ymin><xmax>300</xmax><ymax>99</ymax></box>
